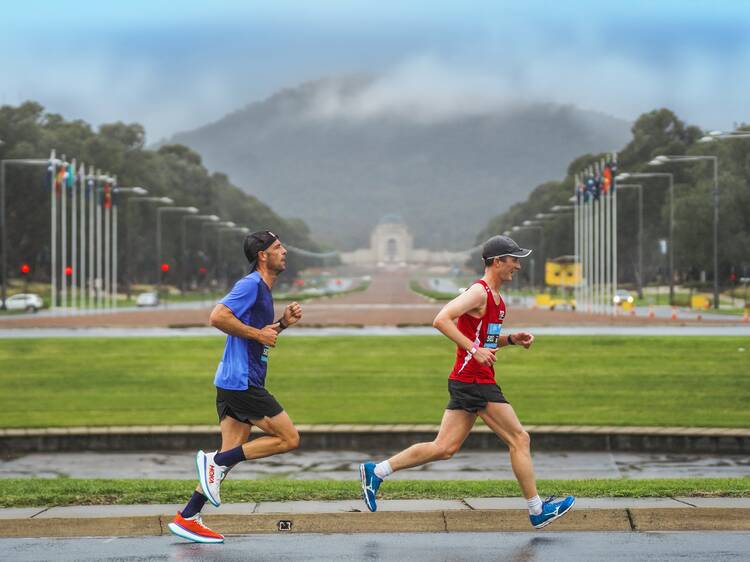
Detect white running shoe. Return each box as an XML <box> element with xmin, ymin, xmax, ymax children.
<box><xmin>196</xmin><ymin>450</ymin><xmax>227</xmax><ymax>507</ymax></box>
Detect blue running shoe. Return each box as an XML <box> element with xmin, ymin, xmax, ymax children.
<box><xmin>530</xmin><ymin>496</ymin><xmax>575</xmax><ymax>529</ymax></box>
<box><xmin>359</xmin><ymin>462</ymin><xmax>382</xmax><ymax>512</ymax></box>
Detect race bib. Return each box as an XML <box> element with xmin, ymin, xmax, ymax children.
<box><xmin>484</xmin><ymin>323</ymin><xmax>501</xmax><ymax>349</ymax></box>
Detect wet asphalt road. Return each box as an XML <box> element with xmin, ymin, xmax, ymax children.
<box><xmin>3</xmin><ymin>532</ymin><xmax>749</xmax><ymax>561</ymax></box>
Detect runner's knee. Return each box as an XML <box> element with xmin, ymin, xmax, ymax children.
<box><xmin>507</xmin><ymin>429</ymin><xmax>530</xmax><ymax>452</ymax></box>
<box><xmin>280</xmin><ymin>430</ymin><xmax>300</xmax><ymax>452</ymax></box>
<box><xmin>434</xmin><ymin>441</ymin><xmax>461</xmax><ymax>460</ymax></box>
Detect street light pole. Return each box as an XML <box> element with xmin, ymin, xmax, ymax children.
<box><xmin>180</xmin><ymin>214</ymin><xmax>219</xmax><ymax>292</ymax></box>
<box><xmin>0</xmin><ymin>156</ymin><xmax>51</xmax><ymax>309</ymax></box>
<box><xmin>513</xmin><ymin>223</ymin><xmax>544</xmax><ymax>289</ymax></box>
<box><xmin>111</xmin><ymin>187</ymin><xmax>148</xmax><ymax>307</ymax></box>
<box><xmin>617</xmin><ymin>184</ymin><xmax>643</xmax><ymax>299</ymax></box>
<box><xmin>156</xmin><ymin>206</ymin><xmax>199</xmax><ymax>291</ymax></box>
<box><xmin>616</xmin><ymin>172</ymin><xmax>674</xmax><ymax>305</ymax></box>
<box><xmin>124</xmin><ymin>196</ymin><xmax>172</xmax><ymax>299</ymax></box>
<box><xmin>650</xmin><ymin>153</ymin><xmax>729</xmax><ymax>309</ymax></box>
<box><xmin>217</xmin><ymin>227</ymin><xmax>249</xmax><ymax>290</ymax></box>
<box><xmin>203</xmin><ymin>221</ymin><xmax>235</xmax><ymax>287</ymax></box>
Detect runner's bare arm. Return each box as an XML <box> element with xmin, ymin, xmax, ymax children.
<box><xmin>209</xmin><ymin>304</ymin><xmax>279</xmax><ymax>346</ymax></box>
<box><xmin>432</xmin><ymin>284</ymin><xmax>486</xmax><ymax>352</ymax></box>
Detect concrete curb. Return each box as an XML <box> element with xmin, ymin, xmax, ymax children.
<box><xmin>2</xmin><ymin>425</ymin><xmax>749</xmax><ymax>454</ymax></box>
<box><xmin>2</xmin><ymin>509</ymin><xmax>749</xmax><ymax>538</ymax></box>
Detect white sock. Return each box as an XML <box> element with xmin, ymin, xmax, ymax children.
<box><xmin>527</xmin><ymin>495</ymin><xmax>543</xmax><ymax>515</ymax></box>
<box><xmin>373</xmin><ymin>460</ymin><xmax>393</xmax><ymax>479</ymax></box>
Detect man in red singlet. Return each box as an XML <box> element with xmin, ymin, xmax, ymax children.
<box><xmin>359</xmin><ymin>235</ymin><xmax>575</xmax><ymax>529</ymax></box>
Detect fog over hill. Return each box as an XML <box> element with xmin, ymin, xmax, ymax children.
<box><xmin>168</xmin><ymin>75</ymin><xmax>631</xmax><ymax>250</ymax></box>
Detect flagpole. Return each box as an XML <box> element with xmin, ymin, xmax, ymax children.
<box><xmin>573</xmin><ymin>174</ymin><xmax>580</xmax><ymax>309</ymax></box>
<box><xmin>60</xmin><ymin>156</ymin><xmax>68</xmax><ymax>311</ymax></box>
<box><xmin>49</xmin><ymin>150</ymin><xmax>56</xmax><ymax>310</ymax></box>
<box><xmin>88</xmin><ymin>167</ymin><xmax>95</xmax><ymax>311</ymax></box>
<box><xmin>583</xmin><ymin>168</ymin><xmax>589</xmax><ymax>313</ymax></box>
<box><xmin>598</xmin><ymin>162</ymin><xmax>607</xmax><ymax>314</ymax></box>
<box><xmin>586</xmin><ymin>167</ymin><xmax>592</xmax><ymax>313</ymax></box>
<box><xmin>70</xmin><ymin>159</ymin><xmax>78</xmax><ymax>312</ymax></box>
<box><xmin>78</xmin><ymin>163</ymin><xmax>86</xmax><ymax>311</ymax></box>
<box><xmin>112</xmin><ymin>176</ymin><xmax>118</xmax><ymax>311</ymax></box>
<box><xmin>96</xmin><ymin>170</ymin><xmax>102</xmax><ymax>311</ymax></box>
<box><xmin>104</xmin><ymin>179</ymin><xmax>111</xmax><ymax>312</ymax></box>
<box><xmin>600</xmin><ymin>159</ymin><xmax>612</xmax><ymax>314</ymax></box>
<box><xmin>612</xmin><ymin>152</ymin><xmax>618</xmax><ymax>316</ymax></box>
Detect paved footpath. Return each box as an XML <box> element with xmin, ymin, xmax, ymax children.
<box><xmin>2</xmin><ymin>498</ymin><xmax>750</xmax><ymax>538</ymax></box>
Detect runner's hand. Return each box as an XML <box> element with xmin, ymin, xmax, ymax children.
<box><xmin>512</xmin><ymin>332</ymin><xmax>534</xmax><ymax>349</ymax></box>
<box><xmin>473</xmin><ymin>347</ymin><xmax>497</xmax><ymax>366</ymax></box>
<box><xmin>257</xmin><ymin>324</ymin><xmax>279</xmax><ymax>346</ymax></box>
<box><xmin>283</xmin><ymin>302</ymin><xmax>303</xmax><ymax>327</ymax></box>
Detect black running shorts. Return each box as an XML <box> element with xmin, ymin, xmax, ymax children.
<box><xmin>216</xmin><ymin>386</ymin><xmax>284</xmax><ymax>423</ymax></box>
<box><xmin>446</xmin><ymin>380</ymin><xmax>508</xmax><ymax>412</ymax></box>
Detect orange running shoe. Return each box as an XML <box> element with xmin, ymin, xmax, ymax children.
<box><xmin>168</xmin><ymin>511</ymin><xmax>224</xmax><ymax>544</ymax></box>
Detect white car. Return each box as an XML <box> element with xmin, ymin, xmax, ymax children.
<box><xmin>136</xmin><ymin>292</ymin><xmax>160</xmax><ymax>307</ymax></box>
<box><xmin>613</xmin><ymin>289</ymin><xmax>634</xmax><ymax>306</ymax></box>
<box><xmin>4</xmin><ymin>293</ymin><xmax>44</xmax><ymax>312</ymax></box>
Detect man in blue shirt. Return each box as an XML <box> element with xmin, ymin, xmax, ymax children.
<box><xmin>169</xmin><ymin>230</ymin><xmax>303</xmax><ymax>544</ymax></box>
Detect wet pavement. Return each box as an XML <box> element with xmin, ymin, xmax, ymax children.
<box><xmin>2</xmin><ymin>449</ymin><xmax>748</xmax><ymax>480</ymax></box>
<box><xmin>3</xmin><ymin>532</ymin><xmax>750</xmax><ymax>561</ymax></box>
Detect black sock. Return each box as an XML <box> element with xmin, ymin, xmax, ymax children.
<box><xmin>214</xmin><ymin>445</ymin><xmax>246</xmax><ymax>467</ymax></box>
<box><xmin>181</xmin><ymin>491</ymin><xmax>208</xmax><ymax>519</ymax></box>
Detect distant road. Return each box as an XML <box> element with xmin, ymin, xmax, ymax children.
<box><xmin>0</xmin><ymin>269</ymin><xmax>743</xmax><ymax>329</ymax></box>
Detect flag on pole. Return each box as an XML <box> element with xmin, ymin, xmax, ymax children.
<box><xmin>602</xmin><ymin>163</ymin><xmax>612</xmax><ymax>195</ymax></box>
<box><xmin>66</xmin><ymin>163</ymin><xmax>75</xmax><ymax>189</ymax></box>
<box><xmin>585</xmin><ymin>173</ymin><xmax>596</xmax><ymax>203</ymax></box>
<box><xmin>592</xmin><ymin>169</ymin><xmax>602</xmax><ymax>200</ymax></box>
<box><xmin>609</xmin><ymin>161</ymin><xmax>617</xmax><ymax>192</ymax></box>
<box><xmin>576</xmin><ymin>175</ymin><xmax>585</xmax><ymax>205</ymax></box>
<box><xmin>54</xmin><ymin>165</ymin><xmax>66</xmax><ymax>195</ymax></box>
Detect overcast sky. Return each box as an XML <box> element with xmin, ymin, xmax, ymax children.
<box><xmin>2</xmin><ymin>1</ymin><xmax>748</xmax><ymax>142</ymax></box>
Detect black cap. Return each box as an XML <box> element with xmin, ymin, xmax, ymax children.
<box><xmin>244</xmin><ymin>230</ymin><xmax>279</xmax><ymax>270</ymax></box>
<box><xmin>482</xmin><ymin>235</ymin><xmax>532</xmax><ymax>261</ymax></box>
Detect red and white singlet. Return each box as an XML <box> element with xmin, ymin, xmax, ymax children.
<box><xmin>448</xmin><ymin>279</ymin><xmax>506</xmax><ymax>384</ymax></box>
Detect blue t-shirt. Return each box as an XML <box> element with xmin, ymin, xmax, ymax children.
<box><xmin>213</xmin><ymin>271</ymin><xmax>274</xmax><ymax>390</ymax></box>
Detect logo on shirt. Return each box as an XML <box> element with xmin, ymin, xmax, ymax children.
<box><xmin>499</xmin><ymin>310</ymin><xmax>506</xmax><ymax>321</ymax></box>
<box><xmin>261</xmin><ymin>345</ymin><xmax>270</xmax><ymax>363</ymax></box>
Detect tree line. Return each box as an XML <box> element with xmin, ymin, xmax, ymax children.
<box><xmin>0</xmin><ymin>102</ymin><xmax>322</xmax><ymax>292</ymax></box>
<box><xmin>474</xmin><ymin>108</ymin><xmax>750</xmax><ymax>293</ymax></box>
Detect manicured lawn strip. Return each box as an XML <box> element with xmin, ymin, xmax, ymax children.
<box><xmin>1</xmin><ymin>336</ymin><xmax>748</xmax><ymax>428</ymax></box>
<box><xmin>1</xmin><ymin>478</ymin><xmax>748</xmax><ymax>508</ymax></box>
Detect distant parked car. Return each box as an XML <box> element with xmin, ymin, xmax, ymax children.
<box><xmin>3</xmin><ymin>293</ymin><xmax>44</xmax><ymax>312</ymax></box>
<box><xmin>136</xmin><ymin>292</ymin><xmax>160</xmax><ymax>307</ymax></box>
<box><xmin>613</xmin><ymin>289</ymin><xmax>634</xmax><ymax>306</ymax></box>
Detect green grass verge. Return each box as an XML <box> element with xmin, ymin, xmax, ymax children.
<box><xmin>409</xmin><ymin>280</ymin><xmax>457</xmax><ymax>301</ymax></box>
<box><xmin>1</xmin><ymin>336</ymin><xmax>749</xmax><ymax>428</ymax></box>
<box><xmin>1</xmin><ymin>478</ymin><xmax>747</xmax><ymax>508</ymax></box>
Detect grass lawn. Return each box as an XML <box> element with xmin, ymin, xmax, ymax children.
<box><xmin>0</xmin><ymin>478</ymin><xmax>747</xmax><ymax>507</ymax></box>
<box><xmin>1</xmin><ymin>336</ymin><xmax>748</xmax><ymax>428</ymax></box>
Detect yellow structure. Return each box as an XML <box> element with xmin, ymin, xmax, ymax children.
<box><xmin>691</xmin><ymin>294</ymin><xmax>712</xmax><ymax>310</ymax></box>
<box><xmin>545</xmin><ymin>256</ymin><xmax>581</xmax><ymax>287</ymax></box>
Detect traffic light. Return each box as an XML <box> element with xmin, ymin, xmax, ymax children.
<box><xmin>64</xmin><ymin>266</ymin><xmax>73</xmax><ymax>277</ymax></box>
<box><xmin>198</xmin><ymin>266</ymin><xmax>207</xmax><ymax>275</ymax></box>
<box><xmin>161</xmin><ymin>263</ymin><xmax>170</xmax><ymax>273</ymax></box>
<box><xmin>20</xmin><ymin>263</ymin><xmax>30</xmax><ymax>275</ymax></box>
